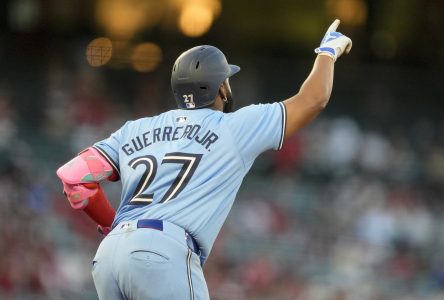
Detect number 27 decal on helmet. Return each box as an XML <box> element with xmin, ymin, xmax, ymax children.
<box><xmin>183</xmin><ymin>94</ymin><xmax>195</xmax><ymax>109</ymax></box>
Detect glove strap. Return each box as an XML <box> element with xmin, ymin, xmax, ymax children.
<box><xmin>315</xmin><ymin>47</ymin><xmax>336</xmax><ymax>61</ymax></box>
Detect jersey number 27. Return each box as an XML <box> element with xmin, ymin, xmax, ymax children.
<box><xmin>127</xmin><ymin>152</ymin><xmax>202</xmax><ymax>205</ymax></box>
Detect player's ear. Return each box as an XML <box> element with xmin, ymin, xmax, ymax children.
<box><xmin>218</xmin><ymin>85</ymin><xmax>227</xmax><ymax>101</ymax></box>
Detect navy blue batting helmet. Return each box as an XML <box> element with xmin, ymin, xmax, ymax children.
<box><xmin>171</xmin><ymin>45</ymin><xmax>240</xmax><ymax>109</ymax></box>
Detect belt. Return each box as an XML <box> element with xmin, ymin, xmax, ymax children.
<box><xmin>136</xmin><ymin>219</ymin><xmax>200</xmax><ymax>256</ymax></box>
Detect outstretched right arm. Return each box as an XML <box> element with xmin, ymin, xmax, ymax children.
<box><xmin>283</xmin><ymin>19</ymin><xmax>352</xmax><ymax>139</ymax></box>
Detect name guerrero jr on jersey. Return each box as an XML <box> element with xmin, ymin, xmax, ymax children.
<box><xmin>122</xmin><ymin>124</ymin><xmax>219</xmax><ymax>156</ymax></box>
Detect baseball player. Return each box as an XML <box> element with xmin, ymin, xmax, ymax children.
<box><xmin>57</xmin><ymin>19</ymin><xmax>351</xmax><ymax>299</ymax></box>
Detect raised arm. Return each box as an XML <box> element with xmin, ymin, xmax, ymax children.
<box><xmin>283</xmin><ymin>19</ymin><xmax>352</xmax><ymax>139</ymax></box>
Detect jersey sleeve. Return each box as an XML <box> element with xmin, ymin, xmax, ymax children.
<box><xmin>225</xmin><ymin>102</ymin><xmax>286</xmax><ymax>168</ymax></box>
<box><xmin>93</xmin><ymin>122</ymin><xmax>128</xmax><ymax>180</ymax></box>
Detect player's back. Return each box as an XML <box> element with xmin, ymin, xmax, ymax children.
<box><xmin>94</xmin><ymin>102</ymin><xmax>285</xmax><ymax>261</ymax></box>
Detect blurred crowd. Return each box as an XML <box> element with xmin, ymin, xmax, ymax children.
<box><xmin>0</xmin><ymin>60</ymin><xmax>443</xmax><ymax>300</ymax></box>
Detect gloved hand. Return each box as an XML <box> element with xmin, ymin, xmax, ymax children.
<box><xmin>62</xmin><ymin>182</ymin><xmax>99</xmax><ymax>209</ymax></box>
<box><xmin>315</xmin><ymin>19</ymin><xmax>352</xmax><ymax>61</ymax></box>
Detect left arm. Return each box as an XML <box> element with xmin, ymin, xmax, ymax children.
<box><xmin>56</xmin><ymin>147</ymin><xmax>116</xmax><ymax>228</ymax></box>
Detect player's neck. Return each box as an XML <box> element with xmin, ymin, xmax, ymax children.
<box><xmin>211</xmin><ymin>96</ymin><xmax>224</xmax><ymax>112</ymax></box>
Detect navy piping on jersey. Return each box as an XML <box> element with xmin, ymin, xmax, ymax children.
<box><xmin>93</xmin><ymin>145</ymin><xmax>121</xmax><ymax>178</ymax></box>
<box><xmin>278</xmin><ymin>102</ymin><xmax>287</xmax><ymax>150</ymax></box>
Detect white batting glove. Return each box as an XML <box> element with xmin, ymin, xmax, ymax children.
<box><xmin>315</xmin><ymin>19</ymin><xmax>352</xmax><ymax>62</ymax></box>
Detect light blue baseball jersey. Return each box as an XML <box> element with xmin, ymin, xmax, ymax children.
<box><xmin>93</xmin><ymin>102</ymin><xmax>286</xmax><ymax>263</ymax></box>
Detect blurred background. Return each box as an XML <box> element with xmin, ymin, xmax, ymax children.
<box><xmin>0</xmin><ymin>0</ymin><xmax>443</xmax><ymax>299</ymax></box>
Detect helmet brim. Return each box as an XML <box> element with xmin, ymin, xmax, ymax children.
<box><xmin>228</xmin><ymin>64</ymin><xmax>240</xmax><ymax>77</ymax></box>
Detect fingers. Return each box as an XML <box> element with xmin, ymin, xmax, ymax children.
<box><xmin>326</xmin><ymin>19</ymin><xmax>340</xmax><ymax>34</ymax></box>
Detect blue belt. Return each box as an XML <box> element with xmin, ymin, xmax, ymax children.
<box><xmin>137</xmin><ymin>219</ymin><xmax>200</xmax><ymax>256</ymax></box>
